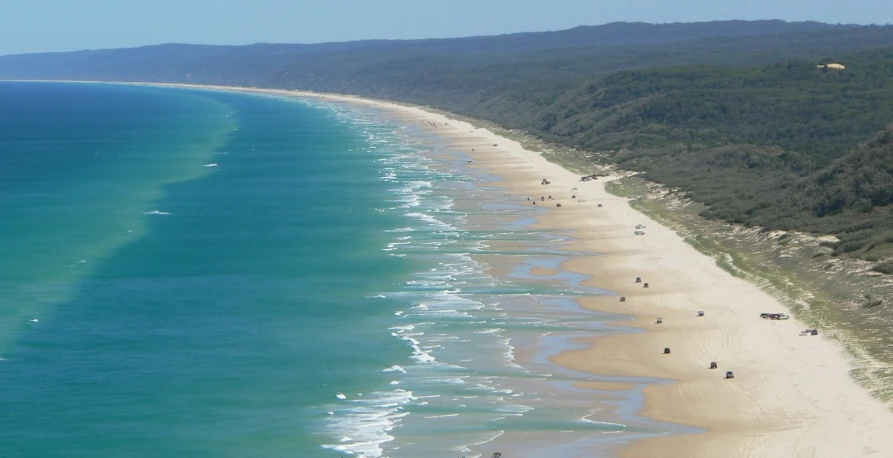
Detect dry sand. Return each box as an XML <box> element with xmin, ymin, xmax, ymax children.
<box><xmin>155</xmin><ymin>84</ymin><xmax>893</xmax><ymax>456</ymax></box>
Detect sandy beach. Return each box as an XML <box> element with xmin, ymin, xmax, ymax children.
<box><xmin>144</xmin><ymin>83</ymin><xmax>893</xmax><ymax>456</ymax></box>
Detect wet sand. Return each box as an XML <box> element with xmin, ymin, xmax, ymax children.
<box><xmin>146</xmin><ymin>83</ymin><xmax>893</xmax><ymax>457</ymax></box>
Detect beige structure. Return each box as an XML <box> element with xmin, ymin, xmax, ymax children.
<box><xmin>817</xmin><ymin>63</ymin><xmax>847</xmax><ymax>70</ymax></box>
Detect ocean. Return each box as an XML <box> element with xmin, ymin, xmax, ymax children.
<box><xmin>0</xmin><ymin>82</ymin><xmax>679</xmax><ymax>457</ymax></box>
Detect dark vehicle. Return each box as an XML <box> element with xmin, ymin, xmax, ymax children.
<box><xmin>725</xmin><ymin>371</ymin><xmax>735</xmax><ymax>379</ymax></box>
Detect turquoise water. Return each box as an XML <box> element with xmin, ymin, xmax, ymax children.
<box><xmin>0</xmin><ymin>82</ymin><xmax>677</xmax><ymax>457</ymax></box>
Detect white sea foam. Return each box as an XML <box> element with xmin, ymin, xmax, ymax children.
<box><xmin>426</xmin><ymin>376</ymin><xmax>469</xmax><ymax>385</ymax></box>
<box><xmin>474</xmin><ymin>328</ymin><xmax>505</xmax><ymax>335</ymax></box>
<box><xmin>497</xmin><ymin>403</ymin><xmax>534</xmax><ymax>415</ymax></box>
<box><xmin>203</xmin><ymin>163</ymin><xmax>218</xmax><ymax>167</ymax></box>
<box><xmin>385</xmin><ymin>227</ymin><xmax>415</xmax><ymax>233</ymax></box>
<box><xmin>383</xmin><ymin>241</ymin><xmax>411</xmax><ymax>252</ymax></box>
<box><xmin>322</xmin><ymin>389</ymin><xmax>416</xmax><ymax>458</ymax></box>
<box><xmin>404</xmin><ymin>212</ymin><xmax>457</xmax><ymax>231</ymax></box>
<box><xmin>453</xmin><ymin>430</ymin><xmax>506</xmax><ymax>454</ymax></box>
<box><xmin>578</xmin><ymin>416</ymin><xmax>628</xmax><ymax>428</ymax></box>
<box><xmin>144</xmin><ymin>210</ymin><xmax>172</xmax><ymax>215</ymax></box>
<box><xmin>410</xmin><ymin>352</ymin><xmax>436</xmax><ymax>364</ymax></box>
<box><xmin>314</xmin><ymin>106</ymin><xmax>617</xmax><ymax>455</ymax></box>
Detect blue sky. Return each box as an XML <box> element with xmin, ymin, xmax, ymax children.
<box><xmin>1</xmin><ymin>0</ymin><xmax>891</xmax><ymax>55</ymax></box>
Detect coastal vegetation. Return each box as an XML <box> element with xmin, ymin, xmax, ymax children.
<box><xmin>606</xmin><ymin>176</ymin><xmax>893</xmax><ymax>402</ymax></box>
<box><xmin>5</xmin><ymin>17</ymin><xmax>893</xmax><ymax>419</ymax></box>
<box><xmin>5</xmin><ymin>21</ymin><xmax>893</xmax><ymax>262</ymax></box>
<box><xmin>540</xmin><ymin>50</ymin><xmax>893</xmax><ymax>261</ymax></box>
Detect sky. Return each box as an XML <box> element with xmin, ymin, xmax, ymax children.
<box><xmin>0</xmin><ymin>0</ymin><xmax>891</xmax><ymax>56</ymax></box>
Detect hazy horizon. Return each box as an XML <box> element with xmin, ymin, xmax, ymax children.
<box><xmin>1</xmin><ymin>0</ymin><xmax>891</xmax><ymax>56</ymax></box>
<box><xmin>2</xmin><ymin>19</ymin><xmax>874</xmax><ymax>56</ymax></box>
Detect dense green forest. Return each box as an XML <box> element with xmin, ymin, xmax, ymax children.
<box><xmin>529</xmin><ymin>48</ymin><xmax>893</xmax><ymax>260</ymax></box>
<box><xmin>5</xmin><ymin>20</ymin><xmax>893</xmax><ymax>263</ymax></box>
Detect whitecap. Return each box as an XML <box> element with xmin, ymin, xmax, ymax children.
<box><xmin>336</xmin><ymin>393</ymin><xmax>347</xmax><ymax>400</ymax></box>
<box><xmin>385</xmin><ymin>227</ymin><xmax>415</xmax><ymax>233</ymax></box>
<box><xmin>322</xmin><ymin>389</ymin><xmax>416</xmax><ymax>458</ymax></box>
<box><xmin>144</xmin><ymin>210</ymin><xmax>172</xmax><ymax>215</ymax></box>
<box><xmin>578</xmin><ymin>417</ymin><xmax>627</xmax><ymax>428</ymax></box>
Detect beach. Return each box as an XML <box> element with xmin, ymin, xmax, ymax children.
<box><xmin>278</xmin><ymin>87</ymin><xmax>893</xmax><ymax>457</ymax></box>
<box><xmin>110</xmin><ymin>83</ymin><xmax>893</xmax><ymax>455</ymax></box>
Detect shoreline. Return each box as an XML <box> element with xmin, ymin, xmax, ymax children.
<box><xmin>30</xmin><ymin>81</ymin><xmax>893</xmax><ymax>456</ymax></box>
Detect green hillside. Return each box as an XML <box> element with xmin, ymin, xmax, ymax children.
<box><xmin>5</xmin><ymin>21</ymin><xmax>893</xmax><ymax>263</ymax></box>
<box><xmin>516</xmin><ymin>49</ymin><xmax>893</xmax><ymax>259</ymax></box>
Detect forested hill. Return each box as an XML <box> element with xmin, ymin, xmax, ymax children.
<box><xmin>3</xmin><ymin>22</ymin><xmax>892</xmax><ymax>132</ymax></box>
<box><xmin>6</xmin><ymin>20</ymin><xmax>893</xmax><ymax>263</ymax></box>
<box><xmin>0</xmin><ymin>20</ymin><xmax>852</xmax><ymax>68</ymax></box>
<box><xmin>538</xmin><ymin>48</ymin><xmax>893</xmax><ymax>261</ymax></box>
<box><xmin>0</xmin><ymin>20</ymin><xmax>877</xmax><ymax>97</ymax></box>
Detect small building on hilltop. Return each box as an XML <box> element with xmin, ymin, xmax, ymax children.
<box><xmin>817</xmin><ymin>63</ymin><xmax>847</xmax><ymax>70</ymax></box>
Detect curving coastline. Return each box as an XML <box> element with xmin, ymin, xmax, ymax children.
<box><xmin>122</xmin><ymin>82</ymin><xmax>893</xmax><ymax>456</ymax></box>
